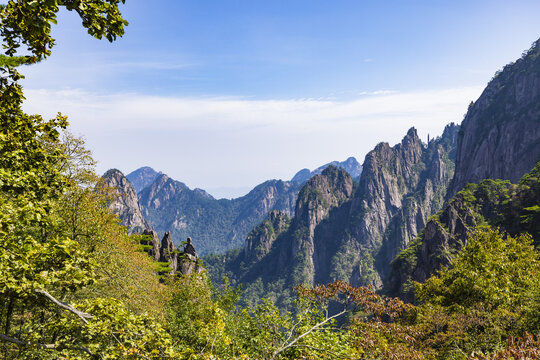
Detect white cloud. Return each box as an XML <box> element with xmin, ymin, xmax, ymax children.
<box><xmin>22</xmin><ymin>86</ymin><xmax>483</xmax><ymax>197</ymax></box>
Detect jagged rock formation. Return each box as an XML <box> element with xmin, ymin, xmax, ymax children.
<box><xmin>206</xmin><ymin>127</ymin><xmax>458</xmax><ymax>307</ymax></box>
<box><xmin>291</xmin><ymin>156</ymin><xmax>362</xmax><ymax>183</ymax></box>
<box><xmin>140</xmin><ymin>229</ymin><xmax>160</xmax><ymax>261</ymax></box>
<box><xmin>287</xmin><ymin>166</ymin><xmax>354</xmax><ymax>285</ymax></box>
<box><xmin>325</xmin><ymin>125</ymin><xmax>459</xmax><ymax>287</ymax></box>
<box><xmin>101</xmin><ymin>169</ymin><xmax>150</xmax><ymax>234</ymax></box>
<box><xmin>386</xmin><ymin>39</ymin><xmax>540</xmax><ymax>301</ymax></box>
<box><xmin>387</xmin><ymin>162</ymin><xmax>540</xmax><ymax>301</ymax></box>
<box><xmin>244</xmin><ymin>210</ymin><xmax>290</xmax><ymax>264</ymax></box>
<box><xmin>126</xmin><ymin>166</ymin><xmax>162</xmax><ymax>193</ymax></box>
<box><xmin>147</xmin><ymin>232</ymin><xmax>203</xmax><ymax>276</ymax></box>
<box><xmin>448</xmin><ymin>39</ymin><xmax>540</xmax><ymax>197</ymax></box>
<box><xmin>138</xmin><ymin>173</ymin><xmax>302</xmax><ymax>255</ymax></box>
<box><xmin>159</xmin><ymin>232</ymin><xmax>178</xmax><ymax>274</ymax></box>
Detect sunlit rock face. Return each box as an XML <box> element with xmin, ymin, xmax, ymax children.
<box><xmin>449</xmin><ymin>38</ymin><xmax>540</xmax><ymax>197</ymax></box>
<box><xmin>102</xmin><ymin>168</ymin><xmax>150</xmax><ymax>235</ymax></box>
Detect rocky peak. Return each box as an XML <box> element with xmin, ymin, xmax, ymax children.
<box><xmin>295</xmin><ymin>166</ymin><xmax>354</xmax><ymax>229</ymax></box>
<box><xmin>244</xmin><ymin>210</ymin><xmax>290</xmax><ymax>264</ymax></box>
<box><xmin>126</xmin><ymin>166</ymin><xmax>162</xmax><ymax>193</ymax></box>
<box><xmin>140</xmin><ymin>229</ymin><xmax>160</xmax><ymax>261</ymax></box>
<box><xmin>449</xmin><ymin>38</ymin><xmax>540</xmax><ymax>197</ymax></box>
<box><xmin>354</xmin><ymin>127</ymin><xmax>424</xmax><ymax>224</ymax></box>
<box><xmin>101</xmin><ymin>169</ymin><xmax>150</xmax><ymax>234</ymax></box>
<box><xmin>138</xmin><ymin>173</ymin><xmax>188</xmax><ymax>211</ymax></box>
<box><xmin>159</xmin><ymin>231</ymin><xmax>178</xmax><ymax>275</ymax></box>
<box><xmin>291</xmin><ymin>157</ymin><xmax>362</xmax><ymax>184</ymax></box>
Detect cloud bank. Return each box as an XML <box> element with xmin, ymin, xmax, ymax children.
<box><xmin>22</xmin><ymin>86</ymin><xmax>483</xmax><ymax>198</ymax></box>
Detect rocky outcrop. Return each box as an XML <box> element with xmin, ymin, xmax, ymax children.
<box><xmin>448</xmin><ymin>38</ymin><xmax>540</xmax><ymax>197</ymax></box>
<box><xmin>178</xmin><ymin>238</ymin><xmax>203</xmax><ymax>276</ymax></box>
<box><xmin>159</xmin><ymin>232</ymin><xmax>178</xmax><ymax>275</ymax></box>
<box><xmin>148</xmin><ymin>232</ymin><xmax>204</xmax><ymax>276</ymax></box>
<box><xmin>101</xmin><ymin>169</ymin><xmax>150</xmax><ymax>234</ymax></box>
<box><xmin>291</xmin><ymin>157</ymin><xmax>362</xmax><ymax>183</ymax></box>
<box><xmin>140</xmin><ymin>229</ymin><xmax>160</xmax><ymax>261</ymax></box>
<box><xmin>244</xmin><ymin>210</ymin><xmax>290</xmax><ymax>264</ymax></box>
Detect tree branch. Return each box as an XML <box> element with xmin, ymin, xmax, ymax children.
<box><xmin>34</xmin><ymin>289</ymin><xmax>93</xmax><ymax>324</ymax></box>
<box><xmin>271</xmin><ymin>308</ymin><xmax>348</xmax><ymax>359</ymax></box>
<box><xmin>0</xmin><ymin>333</ymin><xmax>94</xmax><ymax>356</ymax></box>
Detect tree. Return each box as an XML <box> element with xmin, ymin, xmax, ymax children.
<box><xmin>414</xmin><ymin>228</ymin><xmax>540</xmax><ymax>358</ymax></box>
<box><xmin>0</xmin><ymin>2</ymin><xmax>177</xmax><ymax>358</ymax></box>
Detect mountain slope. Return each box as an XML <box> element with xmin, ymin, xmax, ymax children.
<box><xmin>102</xmin><ymin>169</ymin><xmax>150</xmax><ymax>234</ymax></box>
<box><xmin>126</xmin><ymin>166</ymin><xmax>162</xmax><ymax>193</ymax></box>
<box><xmin>448</xmin><ymin>39</ymin><xmax>540</xmax><ymax>197</ymax></box>
<box><xmin>206</xmin><ymin>125</ymin><xmax>459</xmax><ymax>307</ymax></box>
<box><xmin>387</xmin><ymin>161</ymin><xmax>540</xmax><ymax>300</ymax></box>
<box><xmin>138</xmin><ymin>174</ymin><xmax>302</xmax><ymax>255</ymax></box>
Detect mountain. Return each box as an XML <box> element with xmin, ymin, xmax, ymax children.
<box><xmin>291</xmin><ymin>156</ymin><xmax>362</xmax><ymax>183</ymax></box>
<box><xmin>448</xmin><ymin>38</ymin><xmax>540</xmax><ymax>197</ymax></box>
<box><xmin>387</xmin><ymin>39</ymin><xmax>540</xmax><ymax>300</ymax></box>
<box><xmin>387</xmin><ymin>162</ymin><xmax>540</xmax><ymax>301</ymax></box>
<box><xmin>206</xmin><ymin>125</ymin><xmax>459</xmax><ymax>307</ymax></box>
<box><xmin>126</xmin><ymin>166</ymin><xmax>162</xmax><ymax>193</ymax></box>
<box><xmin>101</xmin><ymin>169</ymin><xmax>150</xmax><ymax>234</ymax></box>
<box><xmin>138</xmin><ymin>174</ymin><xmax>302</xmax><ymax>255</ymax></box>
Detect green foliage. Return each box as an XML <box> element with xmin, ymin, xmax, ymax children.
<box><xmin>413</xmin><ymin>228</ymin><xmax>540</xmax><ymax>358</ymax></box>
<box><xmin>416</xmin><ymin>229</ymin><xmax>539</xmax><ymax>311</ymax></box>
<box><xmin>0</xmin><ymin>2</ymin><xmax>177</xmax><ymax>358</ymax></box>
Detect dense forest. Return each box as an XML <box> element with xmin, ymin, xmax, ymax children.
<box><xmin>0</xmin><ymin>1</ymin><xmax>539</xmax><ymax>359</ymax></box>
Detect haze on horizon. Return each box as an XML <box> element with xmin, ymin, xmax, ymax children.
<box><xmin>18</xmin><ymin>0</ymin><xmax>540</xmax><ymax>198</ymax></box>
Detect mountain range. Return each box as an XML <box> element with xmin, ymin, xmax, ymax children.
<box><xmin>104</xmin><ymin>39</ymin><xmax>540</xmax><ymax>308</ymax></box>
<box><xmin>204</xmin><ymin>38</ymin><xmax>540</xmax><ymax>307</ymax></box>
<box><xmin>104</xmin><ymin>158</ymin><xmax>362</xmax><ymax>255</ymax></box>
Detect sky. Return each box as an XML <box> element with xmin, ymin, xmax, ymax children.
<box><xmin>17</xmin><ymin>0</ymin><xmax>540</xmax><ymax>198</ymax></box>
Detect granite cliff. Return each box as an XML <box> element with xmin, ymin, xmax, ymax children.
<box><xmin>388</xmin><ymin>38</ymin><xmax>540</xmax><ymax>300</ymax></box>
<box><xmin>101</xmin><ymin>169</ymin><xmax>150</xmax><ymax>234</ymax></box>
<box><xmin>449</xmin><ymin>39</ymin><xmax>540</xmax><ymax>197</ymax></box>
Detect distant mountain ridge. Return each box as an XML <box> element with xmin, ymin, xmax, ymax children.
<box><xmin>136</xmin><ymin>173</ymin><xmax>301</xmax><ymax>255</ymax></box>
<box><xmin>112</xmin><ymin>156</ymin><xmax>363</xmax><ymax>255</ymax></box>
<box><xmin>126</xmin><ymin>166</ymin><xmax>162</xmax><ymax>193</ymax></box>
<box><xmin>291</xmin><ymin>156</ymin><xmax>362</xmax><ymax>183</ymax></box>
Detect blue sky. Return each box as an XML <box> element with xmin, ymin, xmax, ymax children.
<box><xmin>19</xmin><ymin>0</ymin><xmax>540</xmax><ymax>198</ymax></box>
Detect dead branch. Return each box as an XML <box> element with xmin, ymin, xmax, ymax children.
<box><xmin>34</xmin><ymin>289</ymin><xmax>93</xmax><ymax>324</ymax></box>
